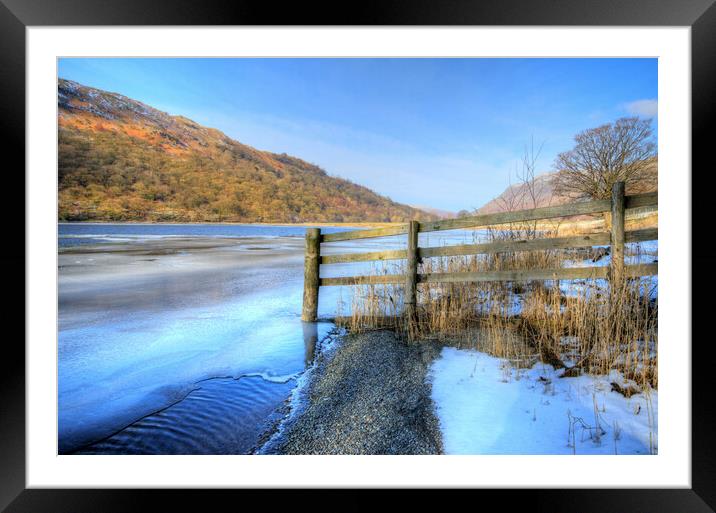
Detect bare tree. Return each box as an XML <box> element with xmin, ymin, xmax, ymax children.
<box><xmin>553</xmin><ymin>117</ymin><xmax>656</xmax><ymax>201</ymax></box>
<box><xmin>493</xmin><ymin>137</ymin><xmax>549</xmax><ymax>240</ymax></box>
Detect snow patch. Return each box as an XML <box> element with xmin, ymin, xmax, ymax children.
<box><xmin>429</xmin><ymin>347</ymin><xmax>657</xmax><ymax>455</ymax></box>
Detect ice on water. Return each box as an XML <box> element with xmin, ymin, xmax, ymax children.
<box><xmin>58</xmin><ymin>225</ymin><xmax>341</xmax><ymax>453</ymax></box>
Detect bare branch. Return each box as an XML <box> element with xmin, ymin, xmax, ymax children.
<box><xmin>553</xmin><ymin>117</ymin><xmax>657</xmax><ymax>200</ymax></box>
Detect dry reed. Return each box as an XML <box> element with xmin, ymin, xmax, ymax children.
<box><xmin>336</xmin><ymin>224</ymin><xmax>658</xmax><ymax>389</ymax></box>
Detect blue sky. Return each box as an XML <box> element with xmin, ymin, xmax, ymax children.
<box><xmin>58</xmin><ymin>58</ymin><xmax>657</xmax><ymax>212</ymax></box>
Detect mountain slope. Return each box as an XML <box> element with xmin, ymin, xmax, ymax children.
<box><xmin>58</xmin><ymin>79</ymin><xmax>437</xmax><ymax>223</ymax></box>
<box><xmin>409</xmin><ymin>205</ymin><xmax>456</xmax><ymax>219</ymax></box>
<box><xmin>477</xmin><ymin>173</ymin><xmax>559</xmax><ymax>214</ymax></box>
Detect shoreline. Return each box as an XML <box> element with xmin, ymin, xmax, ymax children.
<box><xmin>58</xmin><ymin>220</ymin><xmax>402</xmax><ymax>228</ymax></box>
<box><xmin>257</xmin><ymin>330</ymin><xmax>444</xmax><ymax>455</ymax></box>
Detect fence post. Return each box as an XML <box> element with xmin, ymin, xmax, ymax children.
<box><xmin>405</xmin><ymin>220</ymin><xmax>420</xmax><ymax>325</ymax></box>
<box><xmin>610</xmin><ymin>181</ymin><xmax>625</xmax><ymax>288</ymax></box>
<box><xmin>301</xmin><ymin>228</ymin><xmax>321</xmax><ymax>322</ymax></box>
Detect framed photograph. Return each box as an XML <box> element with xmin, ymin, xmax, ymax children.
<box><xmin>4</xmin><ymin>0</ymin><xmax>714</xmax><ymax>510</ymax></box>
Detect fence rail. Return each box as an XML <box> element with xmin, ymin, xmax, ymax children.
<box><xmin>301</xmin><ymin>183</ymin><xmax>658</xmax><ymax>321</ymax></box>
<box><xmin>319</xmin><ymin>192</ymin><xmax>657</xmax><ymax>243</ymax></box>
<box><xmin>320</xmin><ymin>227</ymin><xmax>658</xmax><ymax>265</ymax></box>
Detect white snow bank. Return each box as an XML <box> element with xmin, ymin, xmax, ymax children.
<box><xmin>429</xmin><ymin>347</ymin><xmax>657</xmax><ymax>455</ymax></box>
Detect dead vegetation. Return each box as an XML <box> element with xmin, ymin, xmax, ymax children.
<box><xmin>336</xmin><ymin>225</ymin><xmax>658</xmax><ymax>389</ymax></box>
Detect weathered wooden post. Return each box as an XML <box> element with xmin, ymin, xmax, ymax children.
<box><xmin>301</xmin><ymin>227</ymin><xmax>321</xmax><ymax>322</ymax></box>
<box><xmin>302</xmin><ymin>320</ymin><xmax>318</xmax><ymax>366</ymax></box>
<box><xmin>405</xmin><ymin>220</ymin><xmax>420</xmax><ymax>328</ymax></box>
<box><xmin>610</xmin><ymin>181</ymin><xmax>626</xmax><ymax>288</ymax></box>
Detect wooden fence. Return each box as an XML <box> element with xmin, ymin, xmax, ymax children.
<box><xmin>301</xmin><ymin>181</ymin><xmax>657</xmax><ymax>321</ymax></box>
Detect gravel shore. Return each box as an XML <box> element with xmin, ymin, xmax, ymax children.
<box><xmin>258</xmin><ymin>330</ymin><xmax>444</xmax><ymax>454</ymax></box>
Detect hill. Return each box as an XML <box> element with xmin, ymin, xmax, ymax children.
<box><xmin>477</xmin><ymin>160</ymin><xmax>657</xmax><ymax>215</ymax></box>
<box><xmin>58</xmin><ymin>79</ymin><xmax>438</xmax><ymax>223</ymax></box>
<box><xmin>409</xmin><ymin>205</ymin><xmax>456</xmax><ymax>219</ymax></box>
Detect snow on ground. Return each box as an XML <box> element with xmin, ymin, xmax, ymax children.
<box><xmin>429</xmin><ymin>347</ymin><xmax>657</xmax><ymax>455</ymax></box>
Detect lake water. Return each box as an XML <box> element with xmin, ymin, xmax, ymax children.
<box><xmin>58</xmin><ymin>222</ymin><xmax>354</xmax><ymax>247</ymax></box>
<box><xmin>59</xmin><ymin>223</ymin><xmax>354</xmax><ymax>453</ymax></box>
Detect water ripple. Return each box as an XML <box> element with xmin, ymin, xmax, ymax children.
<box><xmin>76</xmin><ymin>376</ymin><xmax>294</xmax><ymax>455</ymax></box>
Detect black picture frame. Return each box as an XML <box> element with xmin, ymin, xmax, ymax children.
<box><xmin>3</xmin><ymin>1</ymin><xmax>713</xmax><ymax>511</ymax></box>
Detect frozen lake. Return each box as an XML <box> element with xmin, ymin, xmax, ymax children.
<box><xmin>58</xmin><ymin>224</ymin><xmax>342</xmax><ymax>453</ymax></box>
<box><xmin>58</xmin><ymin>223</ymin><xmax>478</xmax><ymax>453</ymax></box>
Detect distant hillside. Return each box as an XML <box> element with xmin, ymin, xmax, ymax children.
<box><xmin>58</xmin><ymin>79</ymin><xmax>437</xmax><ymax>223</ymax></box>
<box><xmin>477</xmin><ymin>160</ymin><xmax>657</xmax><ymax>215</ymax></box>
<box><xmin>409</xmin><ymin>205</ymin><xmax>456</xmax><ymax>219</ymax></box>
<box><xmin>477</xmin><ymin>173</ymin><xmax>559</xmax><ymax>215</ymax></box>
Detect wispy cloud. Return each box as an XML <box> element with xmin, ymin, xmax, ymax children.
<box><xmin>624</xmin><ymin>99</ymin><xmax>658</xmax><ymax>118</ymax></box>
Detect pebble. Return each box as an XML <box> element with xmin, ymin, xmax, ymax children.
<box><xmin>259</xmin><ymin>330</ymin><xmax>444</xmax><ymax>455</ymax></box>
